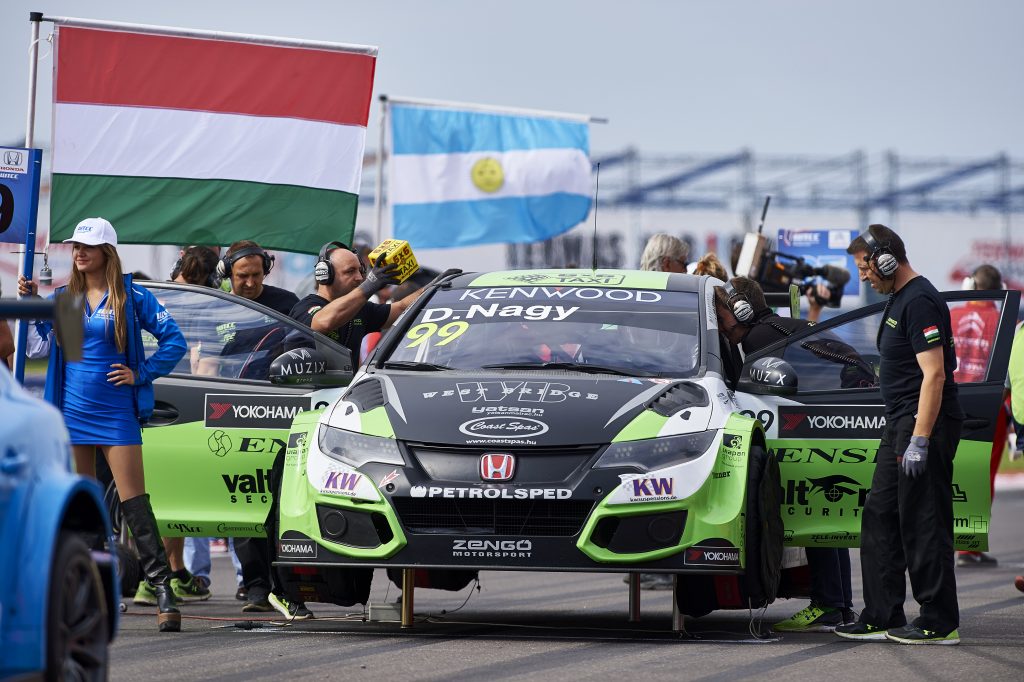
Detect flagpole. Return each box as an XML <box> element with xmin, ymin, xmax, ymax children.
<box><xmin>38</xmin><ymin>14</ymin><xmax>377</xmax><ymax>55</ymax></box>
<box><xmin>374</xmin><ymin>95</ymin><xmax>387</xmax><ymax>245</ymax></box>
<box><xmin>13</xmin><ymin>12</ymin><xmax>43</xmax><ymax>384</ymax></box>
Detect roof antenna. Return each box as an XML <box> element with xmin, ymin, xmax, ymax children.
<box><xmin>591</xmin><ymin>162</ymin><xmax>601</xmax><ymax>271</ymax></box>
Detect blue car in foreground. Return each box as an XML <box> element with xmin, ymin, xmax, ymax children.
<box><xmin>1</xmin><ymin>297</ymin><xmax>118</xmax><ymax>681</ymax></box>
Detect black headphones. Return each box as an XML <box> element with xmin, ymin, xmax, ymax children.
<box><xmin>859</xmin><ymin>228</ymin><xmax>899</xmax><ymax>279</ymax></box>
<box><xmin>217</xmin><ymin>246</ymin><xmax>274</xmax><ymax>279</ymax></box>
<box><xmin>722</xmin><ymin>281</ymin><xmax>755</xmax><ymax>324</ymax></box>
<box><xmin>314</xmin><ymin>241</ymin><xmax>357</xmax><ymax>286</ymax></box>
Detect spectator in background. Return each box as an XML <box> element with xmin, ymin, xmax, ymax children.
<box><xmin>693</xmin><ymin>252</ymin><xmax>728</xmax><ymax>280</ymax></box>
<box><xmin>639</xmin><ymin>233</ymin><xmax>689</xmax><ymax>273</ymax></box>
<box><xmin>951</xmin><ymin>264</ymin><xmax>1007</xmax><ymax>568</ymax></box>
<box><xmin>631</xmin><ymin>233</ymin><xmax>693</xmax><ymax>590</ymax></box>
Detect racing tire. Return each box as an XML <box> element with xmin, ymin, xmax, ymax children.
<box><xmin>46</xmin><ymin>532</ymin><xmax>110</xmax><ymax>682</ymax></box>
<box><xmin>116</xmin><ymin>540</ymin><xmax>142</xmax><ymax>598</ymax></box>
<box><xmin>743</xmin><ymin>445</ymin><xmax>784</xmax><ymax>608</ymax></box>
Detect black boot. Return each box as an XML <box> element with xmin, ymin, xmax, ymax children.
<box><xmin>121</xmin><ymin>494</ymin><xmax>181</xmax><ymax>632</ymax></box>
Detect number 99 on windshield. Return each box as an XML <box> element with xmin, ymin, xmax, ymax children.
<box><xmin>405</xmin><ymin>321</ymin><xmax>470</xmax><ymax>348</ymax></box>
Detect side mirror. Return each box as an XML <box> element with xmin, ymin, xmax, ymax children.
<box><xmin>738</xmin><ymin>356</ymin><xmax>798</xmax><ymax>396</ymax></box>
<box><xmin>269</xmin><ymin>348</ymin><xmax>352</xmax><ymax>387</ymax></box>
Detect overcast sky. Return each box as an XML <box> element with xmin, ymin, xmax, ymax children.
<box><xmin>2</xmin><ymin>0</ymin><xmax>1022</xmax><ymax>159</ymax></box>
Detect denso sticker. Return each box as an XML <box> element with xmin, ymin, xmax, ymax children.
<box><xmin>205</xmin><ymin>394</ymin><xmax>312</xmax><ymax>429</ymax></box>
<box><xmin>278</xmin><ymin>539</ymin><xmax>318</xmax><ymax>559</ymax></box>
<box><xmin>459</xmin><ymin>416</ymin><xmax>549</xmax><ymax>439</ymax></box>
<box><xmin>409</xmin><ymin>486</ymin><xmax>570</xmax><ymax>499</ymax></box>
<box><xmin>684</xmin><ymin>544</ymin><xmax>741</xmax><ymax>567</ymax></box>
<box><xmin>778</xmin><ymin>405</ymin><xmax>886</xmax><ymax>439</ymax></box>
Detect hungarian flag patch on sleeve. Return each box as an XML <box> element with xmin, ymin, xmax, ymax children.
<box><xmin>923</xmin><ymin>325</ymin><xmax>940</xmax><ymax>343</ymax></box>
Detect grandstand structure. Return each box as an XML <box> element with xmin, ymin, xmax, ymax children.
<box><xmin>366</xmin><ymin>148</ymin><xmax>1022</xmax><ymax>224</ymax></box>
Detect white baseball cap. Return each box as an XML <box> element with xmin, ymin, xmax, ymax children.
<box><xmin>63</xmin><ymin>217</ymin><xmax>118</xmax><ymax>247</ymax></box>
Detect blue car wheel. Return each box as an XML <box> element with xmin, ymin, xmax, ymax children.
<box><xmin>46</xmin><ymin>532</ymin><xmax>110</xmax><ymax>681</ymax></box>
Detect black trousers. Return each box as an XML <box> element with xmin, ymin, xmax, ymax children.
<box><xmin>807</xmin><ymin>547</ymin><xmax>853</xmax><ymax>609</ymax></box>
<box><xmin>860</xmin><ymin>412</ymin><xmax>962</xmax><ymax>632</ymax></box>
<box><xmin>235</xmin><ymin>445</ymin><xmax>289</xmax><ymax>602</ymax></box>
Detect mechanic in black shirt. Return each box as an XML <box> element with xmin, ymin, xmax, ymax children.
<box><xmin>835</xmin><ymin>224</ymin><xmax>964</xmax><ymax>645</ymax></box>
<box><xmin>289</xmin><ymin>241</ymin><xmax>424</xmax><ymax>364</ymax></box>
<box><xmin>212</xmin><ymin>241</ymin><xmax>310</xmax><ymax>619</ymax></box>
<box><xmin>715</xmin><ymin>276</ymin><xmax>857</xmax><ymax>633</ymax></box>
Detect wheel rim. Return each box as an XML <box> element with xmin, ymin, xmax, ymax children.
<box><xmin>58</xmin><ymin>552</ymin><xmax>107</xmax><ymax>681</ymax></box>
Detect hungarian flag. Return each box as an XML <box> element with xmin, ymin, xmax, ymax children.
<box><xmin>50</xmin><ymin>26</ymin><xmax>376</xmax><ymax>251</ymax></box>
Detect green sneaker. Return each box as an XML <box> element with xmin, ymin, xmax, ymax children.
<box><xmin>885</xmin><ymin>625</ymin><xmax>960</xmax><ymax>645</ymax></box>
<box><xmin>134</xmin><ymin>580</ymin><xmax>182</xmax><ymax>606</ymax></box>
<box><xmin>774</xmin><ymin>602</ymin><xmax>843</xmax><ymax>632</ymax></box>
<box><xmin>268</xmin><ymin>593</ymin><xmax>314</xmax><ymax>621</ymax></box>
<box><xmin>171</xmin><ymin>574</ymin><xmax>212</xmax><ymax>602</ymax></box>
<box><xmin>133</xmin><ymin>580</ymin><xmax>158</xmax><ymax>606</ymax></box>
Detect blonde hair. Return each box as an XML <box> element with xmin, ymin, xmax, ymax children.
<box><xmin>694</xmin><ymin>252</ymin><xmax>728</xmax><ymax>280</ymax></box>
<box><xmin>67</xmin><ymin>243</ymin><xmax>127</xmax><ymax>353</ymax></box>
<box><xmin>639</xmin><ymin>233</ymin><xmax>689</xmax><ymax>272</ymax></box>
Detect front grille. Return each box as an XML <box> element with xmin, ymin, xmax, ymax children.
<box><xmin>405</xmin><ymin>442</ymin><xmax>604</xmax><ymax>483</ymax></box>
<box><xmin>392</xmin><ymin>498</ymin><xmax>594</xmax><ymax>536</ymax></box>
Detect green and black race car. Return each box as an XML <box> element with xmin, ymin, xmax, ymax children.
<box><xmin>137</xmin><ymin>269</ymin><xmax>1018</xmax><ymax>618</ymax></box>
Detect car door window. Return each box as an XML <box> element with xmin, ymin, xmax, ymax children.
<box><xmin>142</xmin><ymin>287</ymin><xmax>319</xmax><ymax>382</ymax></box>
<box><xmin>778</xmin><ymin>311</ymin><xmax>884</xmax><ymax>393</ymax></box>
<box><xmin>948</xmin><ymin>299</ymin><xmax>1004</xmax><ymax>384</ymax></box>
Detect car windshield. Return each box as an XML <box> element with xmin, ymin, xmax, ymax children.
<box><xmin>384</xmin><ymin>285</ymin><xmax>702</xmax><ymax>377</ymax></box>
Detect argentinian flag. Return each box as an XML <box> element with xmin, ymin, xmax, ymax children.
<box><xmin>389</xmin><ymin>102</ymin><xmax>593</xmax><ymax>248</ymax></box>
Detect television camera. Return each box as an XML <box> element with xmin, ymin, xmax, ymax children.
<box><xmin>734</xmin><ymin>197</ymin><xmax>851</xmax><ymax>308</ymax></box>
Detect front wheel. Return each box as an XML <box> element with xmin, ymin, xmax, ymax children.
<box><xmin>46</xmin><ymin>532</ymin><xmax>110</xmax><ymax>682</ymax></box>
<box><xmin>743</xmin><ymin>445</ymin><xmax>784</xmax><ymax>607</ymax></box>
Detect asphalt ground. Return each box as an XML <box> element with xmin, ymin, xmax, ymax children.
<box><xmin>111</xmin><ymin>489</ymin><xmax>1024</xmax><ymax>681</ymax></box>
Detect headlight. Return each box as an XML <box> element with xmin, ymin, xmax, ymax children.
<box><xmin>318</xmin><ymin>425</ymin><xmax>405</xmax><ymax>468</ymax></box>
<box><xmin>594</xmin><ymin>430</ymin><xmax>717</xmax><ymax>472</ymax></box>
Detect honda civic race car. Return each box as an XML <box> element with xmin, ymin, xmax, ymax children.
<box><xmin>272</xmin><ymin>269</ymin><xmax>1019</xmax><ymax>615</ymax></box>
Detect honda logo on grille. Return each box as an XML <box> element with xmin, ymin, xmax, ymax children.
<box><xmin>480</xmin><ymin>453</ymin><xmax>516</xmax><ymax>481</ymax></box>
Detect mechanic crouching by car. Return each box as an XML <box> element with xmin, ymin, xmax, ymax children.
<box><xmin>714</xmin><ymin>276</ymin><xmax>857</xmax><ymax>632</ymax></box>
<box><xmin>835</xmin><ymin>224</ymin><xmax>964</xmax><ymax>645</ymax></box>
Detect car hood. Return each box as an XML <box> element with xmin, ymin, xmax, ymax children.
<box><xmin>328</xmin><ymin>372</ymin><xmax>712</xmax><ymax>447</ymax></box>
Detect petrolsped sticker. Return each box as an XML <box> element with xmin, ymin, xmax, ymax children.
<box><xmin>409</xmin><ymin>485</ymin><xmax>570</xmax><ymax>499</ymax></box>
<box><xmin>778</xmin><ymin>405</ymin><xmax>886</xmax><ymax>439</ymax></box>
<box><xmin>205</xmin><ymin>394</ymin><xmax>312</xmax><ymax>430</ymax></box>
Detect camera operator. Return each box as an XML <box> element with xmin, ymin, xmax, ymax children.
<box><xmin>715</xmin><ymin>277</ymin><xmax>856</xmax><ymax>632</ymax></box>
<box><xmin>835</xmin><ymin>224</ymin><xmax>963</xmax><ymax>645</ymax></box>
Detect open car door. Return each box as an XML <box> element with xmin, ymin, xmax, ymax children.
<box><xmin>732</xmin><ymin>287</ymin><xmax>1019</xmax><ymax>551</ymax></box>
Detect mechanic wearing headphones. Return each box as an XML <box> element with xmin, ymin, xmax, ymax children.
<box><xmin>715</xmin><ymin>276</ymin><xmax>857</xmax><ymax>633</ymax></box>
<box><xmin>219</xmin><ymin>240</ymin><xmax>297</xmax><ymax>314</ymax></box>
<box><xmin>289</xmin><ymin>241</ymin><xmax>422</xmax><ymax>364</ymax></box>
<box><xmin>835</xmin><ymin>224</ymin><xmax>963</xmax><ymax>645</ymax></box>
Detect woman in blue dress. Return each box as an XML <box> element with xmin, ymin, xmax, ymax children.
<box><xmin>21</xmin><ymin>218</ymin><xmax>187</xmax><ymax>632</ymax></box>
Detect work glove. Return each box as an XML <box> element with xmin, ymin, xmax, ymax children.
<box><xmin>902</xmin><ymin>435</ymin><xmax>929</xmax><ymax>478</ymax></box>
<box><xmin>358</xmin><ymin>260</ymin><xmax>400</xmax><ymax>298</ymax></box>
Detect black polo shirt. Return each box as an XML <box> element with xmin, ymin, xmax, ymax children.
<box><xmin>877</xmin><ymin>276</ymin><xmax>962</xmax><ymax>420</ymax></box>
<box><xmin>741</xmin><ymin>312</ymin><xmax>813</xmax><ymax>355</ymax></box>
<box><xmin>289</xmin><ymin>294</ymin><xmax>390</xmax><ymax>363</ymax></box>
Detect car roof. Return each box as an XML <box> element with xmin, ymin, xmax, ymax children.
<box><xmin>447</xmin><ymin>269</ymin><xmax>706</xmax><ymax>293</ymax></box>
